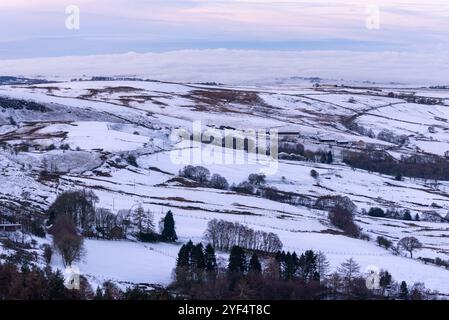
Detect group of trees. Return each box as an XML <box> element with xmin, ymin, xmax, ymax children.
<box><xmin>377</xmin><ymin>235</ymin><xmax>423</xmax><ymax>258</ymax></box>
<box><xmin>365</xmin><ymin>207</ymin><xmax>418</xmax><ymax>221</ymax></box>
<box><xmin>47</xmin><ymin>191</ymin><xmax>178</xmax><ymax>243</ymax></box>
<box><xmin>179</xmin><ymin>165</ymin><xmax>229</xmax><ymax>190</ymax></box>
<box><xmin>0</xmin><ymin>263</ymin><xmax>91</xmax><ymax>300</ymax></box>
<box><xmin>343</xmin><ymin>150</ymin><xmax>449</xmax><ymax>182</ymax></box>
<box><xmin>328</xmin><ymin>205</ymin><xmax>360</xmax><ymax>238</ymax></box>
<box><xmin>204</xmin><ymin>219</ymin><xmax>283</xmax><ymax>253</ymax></box>
<box><xmin>278</xmin><ymin>138</ymin><xmax>333</xmax><ymax>164</ymax></box>
<box><xmin>175</xmin><ymin>241</ymin><xmax>218</xmax><ymax>286</ymax></box>
<box><xmin>172</xmin><ymin>243</ymin><xmax>430</xmax><ymax>300</ymax></box>
<box><xmin>275</xmin><ymin>250</ymin><xmax>329</xmax><ymax>282</ymax></box>
<box><xmin>377</xmin><ymin>129</ymin><xmax>409</xmax><ymax>146</ymax></box>
<box><xmin>0</xmin><ymin>261</ymin><xmax>171</xmax><ymax>300</ymax></box>
<box><xmin>47</xmin><ymin>190</ymin><xmax>98</xmax><ymax>230</ymax></box>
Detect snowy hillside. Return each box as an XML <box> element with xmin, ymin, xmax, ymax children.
<box><xmin>2</xmin><ymin>79</ymin><xmax>449</xmax><ymax>295</ymax></box>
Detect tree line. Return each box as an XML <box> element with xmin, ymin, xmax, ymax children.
<box><xmin>343</xmin><ymin>150</ymin><xmax>449</xmax><ymax>181</ymax></box>
<box><xmin>204</xmin><ymin>219</ymin><xmax>283</xmax><ymax>253</ymax></box>
<box><xmin>171</xmin><ymin>243</ymin><xmax>430</xmax><ymax>300</ymax></box>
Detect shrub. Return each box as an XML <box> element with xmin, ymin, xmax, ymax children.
<box><xmin>377</xmin><ymin>236</ymin><xmax>393</xmax><ymax>249</ymax></box>
<box><xmin>368</xmin><ymin>207</ymin><xmax>385</xmax><ymax>218</ymax></box>
<box><xmin>137</xmin><ymin>232</ymin><xmax>159</xmax><ymax>243</ymax></box>
<box><xmin>126</xmin><ymin>154</ymin><xmax>138</xmax><ymax>167</ymax></box>
<box><xmin>310</xmin><ymin>169</ymin><xmax>319</xmax><ymax>179</ymax></box>
<box><xmin>60</xmin><ymin>143</ymin><xmax>70</xmax><ymax>150</ymax></box>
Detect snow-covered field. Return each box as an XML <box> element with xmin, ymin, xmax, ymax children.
<box><xmin>2</xmin><ymin>79</ymin><xmax>449</xmax><ymax>294</ymax></box>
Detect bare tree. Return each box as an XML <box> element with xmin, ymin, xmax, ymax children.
<box><xmin>52</xmin><ymin>214</ymin><xmax>84</xmax><ymax>267</ymax></box>
<box><xmin>337</xmin><ymin>258</ymin><xmax>360</xmax><ymax>293</ymax></box>
<box><xmin>398</xmin><ymin>237</ymin><xmax>422</xmax><ymax>258</ymax></box>
<box><xmin>204</xmin><ymin>219</ymin><xmax>282</xmax><ymax>253</ymax></box>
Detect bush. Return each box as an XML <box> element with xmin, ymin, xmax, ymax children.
<box><xmin>126</xmin><ymin>155</ymin><xmax>138</xmax><ymax>167</ymax></box>
<box><xmin>60</xmin><ymin>143</ymin><xmax>70</xmax><ymax>150</ymax></box>
<box><xmin>377</xmin><ymin>236</ymin><xmax>393</xmax><ymax>249</ymax></box>
<box><xmin>368</xmin><ymin>207</ymin><xmax>385</xmax><ymax>218</ymax></box>
<box><xmin>137</xmin><ymin>232</ymin><xmax>159</xmax><ymax>243</ymax></box>
<box><xmin>310</xmin><ymin>169</ymin><xmax>319</xmax><ymax>179</ymax></box>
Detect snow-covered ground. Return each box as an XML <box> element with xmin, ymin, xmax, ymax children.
<box><xmin>2</xmin><ymin>79</ymin><xmax>449</xmax><ymax>294</ymax></box>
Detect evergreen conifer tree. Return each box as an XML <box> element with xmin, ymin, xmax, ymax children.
<box><xmin>161</xmin><ymin>210</ymin><xmax>177</xmax><ymax>242</ymax></box>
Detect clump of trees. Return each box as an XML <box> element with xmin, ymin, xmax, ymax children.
<box><xmin>47</xmin><ymin>190</ymin><xmax>98</xmax><ymax>229</ymax></box>
<box><xmin>0</xmin><ymin>262</ymin><xmax>93</xmax><ymax>300</ymax></box>
<box><xmin>230</xmin><ymin>173</ymin><xmax>266</xmax><ymax>194</ymax></box>
<box><xmin>172</xmin><ymin>244</ymin><xmax>430</xmax><ymax>300</ymax></box>
<box><xmin>47</xmin><ymin>190</ymin><xmax>177</xmax><ymax>243</ymax></box>
<box><xmin>315</xmin><ymin>195</ymin><xmax>357</xmax><ymax>213</ymax></box>
<box><xmin>364</xmin><ymin>207</ymin><xmax>417</xmax><ymax>221</ymax></box>
<box><xmin>376</xmin><ymin>236</ymin><xmax>393</xmax><ymax>249</ymax></box>
<box><xmin>377</xmin><ymin>129</ymin><xmax>409</xmax><ymax>146</ymax></box>
<box><xmin>343</xmin><ymin>150</ymin><xmax>449</xmax><ymax>181</ymax></box>
<box><xmin>328</xmin><ymin>205</ymin><xmax>360</xmax><ymax>238</ymax></box>
<box><xmin>278</xmin><ymin>138</ymin><xmax>334</xmax><ymax>164</ymax></box>
<box><xmin>179</xmin><ymin>165</ymin><xmax>229</xmax><ymax>190</ymax></box>
<box><xmin>175</xmin><ymin>241</ymin><xmax>218</xmax><ymax>288</ymax></box>
<box><xmin>204</xmin><ymin>219</ymin><xmax>283</xmax><ymax>253</ymax></box>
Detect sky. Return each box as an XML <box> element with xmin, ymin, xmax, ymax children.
<box><xmin>0</xmin><ymin>0</ymin><xmax>448</xmax><ymax>59</ymax></box>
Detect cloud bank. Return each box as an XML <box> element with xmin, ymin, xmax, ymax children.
<box><xmin>0</xmin><ymin>49</ymin><xmax>447</xmax><ymax>85</ymax></box>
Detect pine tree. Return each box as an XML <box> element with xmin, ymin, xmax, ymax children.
<box><xmin>399</xmin><ymin>281</ymin><xmax>409</xmax><ymax>299</ymax></box>
<box><xmin>283</xmin><ymin>252</ymin><xmax>298</xmax><ymax>280</ymax></box>
<box><xmin>161</xmin><ymin>210</ymin><xmax>177</xmax><ymax>242</ymax></box>
<box><xmin>175</xmin><ymin>241</ymin><xmax>194</xmax><ymax>285</ymax></box>
<box><xmin>204</xmin><ymin>243</ymin><xmax>217</xmax><ymax>272</ymax></box>
<box><xmin>176</xmin><ymin>244</ymin><xmax>190</xmax><ymax>268</ymax></box>
<box><xmin>299</xmin><ymin>250</ymin><xmax>318</xmax><ymax>282</ymax></box>
<box><xmin>228</xmin><ymin>246</ymin><xmax>246</xmax><ymax>274</ymax></box>
<box><xmin>191</xmin><ymin>243</ymin><xmax>205</xmax><ymax>269</ymax></box>
<box><xmin>379</xmin><ymin>271</ymin><xmax>392</xmax><ymax>296</ymax></box>
<box><xmin>415</xmin><ymin>213</ymin><xmax>420</xmax><ymax>221</ymax></box>
<box><xmin>249</xmin><ymin>253</ymin><xmax>262</xmax><ymax>273</ymax></box>
<box><xmin>94</xmin><ymin>287</ymin><xmax>104</xmax><ymax>300</ymax></box>
<box><xmin>191</xmin><ymin>243</ymin><xmax>205</xmax><ymax>282</ymax></box>
<box><xmin>403</xmin><ymin>210</ymin><xmax>412</xmax><ymax>221</ymax></box>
